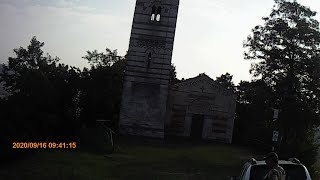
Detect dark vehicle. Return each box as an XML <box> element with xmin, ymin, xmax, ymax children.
<box><xmin>231</xmin><ymin>158</ymin><xmax>312</xmax><ymax>180</ymax></box>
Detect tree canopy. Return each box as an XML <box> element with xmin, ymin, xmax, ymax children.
<box><xmin>0</xmin><ymin>37</ymin><xmax>81</xmax><ymax>141</ymax></box>
<box><xmin>215</xmin><ymin>72</ymin><xmax>235</xmax><ymax>91</ymax></box>
<box><xmin>243</xmin><ymin>0</ymin><xmax>320</xmax><ymax>170</ymax></box>
<box><xmin>244</xmin><ymin>0</ymin><xmax>320</xmax><ymax>132</ymax></box>
<box><xmin>80</xmin><ymin>48</ymin><xmax>126</xmax><ymax>127</ymax></box>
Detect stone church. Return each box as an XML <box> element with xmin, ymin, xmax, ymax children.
<box><xmin>119</xmin><ymin>0</ymin><xmax>236</xmax><ymax>143</ymax></box>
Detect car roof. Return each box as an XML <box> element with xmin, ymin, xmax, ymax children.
<box><xmin>245</xmin><ymin>160</ymin><xmax>303</xmax><ymax>166</ymax></box>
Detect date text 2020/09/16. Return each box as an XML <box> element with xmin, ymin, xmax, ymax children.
<box><xmin>12</xmin><ymin>142</ymin><xmax>77</xmax><ymax>149</ymax></box>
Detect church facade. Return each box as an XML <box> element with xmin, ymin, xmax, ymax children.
<box><xmin>119</xmin><ymin>0</ymin><xmax>236</xmax><ymax>143</ymax></box>
<box><xmin>166</xmin><ymin>74</ymin><xmax>236</xmax><ymax>143</ymax></box>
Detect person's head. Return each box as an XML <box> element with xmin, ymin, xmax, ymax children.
<box><xmin>264</xmin><ymin>152</ymin><xmax>279</xmax><ymax>168</ymax></box>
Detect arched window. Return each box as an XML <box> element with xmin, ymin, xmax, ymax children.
<box><xmin>147</xmin><ymin>52</ymin><xmax>152</xmax><ymax>68</ymax></box>
<box><xmin>151</xmin><ymin>6</ymin><xmax>156</xmax><ymax>21</ymax></box>
<box><xmin>156</xmin><ymin>6</ymin><xmax>161</xmax><ymax>22</ymax></box>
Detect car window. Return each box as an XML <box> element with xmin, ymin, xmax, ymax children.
<box><xmin>240</xmin><ymin>165</ymin><xmax>249</xmax><ymax>179</ymax></box>
<box><xmin>282</xmin><ymin>164</ymin><xmax>307</xmax><ymax>180</ymax></box>
<box><xmin>249</xmin><ymin>164</ymin><xmax>307</xmax><ymax>180</ymax></box>
<box><xmin>249</xmin><ymin>165</ymin><xmax>269</xmax><ymax>180</ymax></box>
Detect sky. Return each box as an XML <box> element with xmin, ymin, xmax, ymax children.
<box><xmin>0</xmin><ymin>0</ymin><xmax>320</xmax><ymax>84</ymax></box>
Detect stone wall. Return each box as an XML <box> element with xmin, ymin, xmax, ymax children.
<box><xmin>166</xmin><ymin>74</ymin><xmax>236</xmax><ymax>143</ymax></box>
<box><xmin>119</xmin><ymin>0</ymin><xmax>180</xmax><ymax>138</ymax></box>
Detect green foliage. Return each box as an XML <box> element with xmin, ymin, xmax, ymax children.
<box><xmin>234</xmin><ymin>80</ymin><xmax>274</xmax><ymax>149</ymax></box>
<box><xmin>169</xmin><ymin>63</ymin><xmax>179</xmax><ymax>85</ymax></box>
<box><xmin>82</xmin><ymin>48</ymin><xmax>122</xmax><ymax>68</ymax></box>
<box><xmin>0</xmin><ymin>36</ymin><xmax>81</xmax><ymax>140</ymax></box>
<box><xmin>243</xmin><ymin>0</ymin><xmax>320</xmax><ymax>125</ymax></box>
<box><xmin>80</xmin><ymin>49</ymin><xmax>126</xmax><ymax>128</ymax></box>
<box><xmin>242</xmin><ymin>0</ymin><xmax>320</xmax><ymax>172</ymax></box>
<box><xmin>215</xmin><ymin>72</ymin><xmax>235</xmax><ymax>91</ymax></box>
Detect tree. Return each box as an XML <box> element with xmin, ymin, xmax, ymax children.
<box><xmin>0</xmin><ymin>36</ymin><xmax>81</xmax><ymax>140</ymax></box>
<box><xmin>244</xmin><ymin>0</ymin><xmax>320</xmax><ymax>171</ymax></box>
<box><xmin>234</xmin><ymin>80</ymin><xmax>274</xmax><ymax>149</ymax></box>
<box><xmin>215</xmin><ymin>72</ymin><xmax>235</xmax><ymax>91</ymax></box>
<box><xmin>170</xmin><ymin>64</ymin><xmax>180</xmax><ymax>85</ymax></box>
<box><xmin>80</xmin><ymin>48</ymin><xmax>126</xmax><ymax>128</ymax></box>
<box><xmin>82</xmin><ymin>48</ymin><xmax>122</xmax><ymax>68</ymax></box>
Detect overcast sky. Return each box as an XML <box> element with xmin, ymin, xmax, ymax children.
<box><xmin>0</xmin><ymin>0</ymin><xmax>320</xmax><ymax>84</ymax></box>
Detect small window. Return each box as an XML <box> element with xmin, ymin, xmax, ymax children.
<box><xmin>156</xmin><ymin>14</ymin><xmax>160</xmax><ymax>22</ymax></box>
<box><xmin>151</xmin><ymin>6</ymin><xmax>156</xmax><ymax>21</ymax></box>
<box><xmin>151</xmin><ymin>14</ymin><xmax>155</xmax><ymax>21</ymax></box>
<box><xmin>156</xmin><ymin>6</ymin><xmax>161</xmax><ymax>22</ymax></box>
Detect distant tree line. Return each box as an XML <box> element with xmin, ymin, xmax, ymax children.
<box><xmin>0</xmin><ymin>37</ymin><xmax>125</xmax><ymax>140</ymax></box>
<box><xmin>0</xmin><ymin>36</ymin><xmax>178</xmax><ymax>160</ymax></box>
<box><xmin>0</xmin><ymin>0</ymin><xmax>319</xmax><ymax>178</ymax></box>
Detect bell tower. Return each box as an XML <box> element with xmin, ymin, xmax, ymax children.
<box><xmin>119</xmin><ymin>0</ymin><xmax>180</xmax><ymax>138</ymax></box>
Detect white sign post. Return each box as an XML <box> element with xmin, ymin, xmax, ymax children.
<box><xmin>272</xmin><ymin>131</ymin><xmax>279</xmax><ymax>142</ymax></box>
<box><xmin>271</xmin><ymin>109</ymin><xmax>280</xmax><ymax>151</ymax></box>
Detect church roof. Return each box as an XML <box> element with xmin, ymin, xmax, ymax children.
<box><xmin>172</xmin><ymin>73</ymin><xmax>235</xmax><ymax>96</ymax></box>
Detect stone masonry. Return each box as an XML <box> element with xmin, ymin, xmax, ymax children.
<box><xmin>166</xmin><ymin>74</ymin><xmax>236</xmax><ymax>143</ymax></box>
<box><xmin>119</xmin><ymin>0</ymin><xmax>180</xmax><ymax>138</ymax></box>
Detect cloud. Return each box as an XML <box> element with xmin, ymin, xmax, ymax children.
<box><xmin>0</xmin><ymin>0</ymin><xmax>30</xmax><ymax>7</ymax></box>
<box><xmin>0</xmin><ymin>0</ymin><xmax>133</xmax><ymax>68</ymax></box>
<box><xmin>55</xmin><ymin>0</ymin><xmax>80</xmax><ymax>7</ymax></box>
<box><xmin>0</xmin><ymin>0</ymin><xmax>95</xmax><ymax>13</ymax></box>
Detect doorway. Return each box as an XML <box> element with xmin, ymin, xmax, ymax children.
<box><xmin>190</xmin><ymin>114</ymin><xmax>204</xmax><ymax>138</ymax></box>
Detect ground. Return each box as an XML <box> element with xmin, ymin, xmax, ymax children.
<box><xmin>0</xmin><ymin>137</ymin><xmax>262</xmax><ymax>180</ymax></box>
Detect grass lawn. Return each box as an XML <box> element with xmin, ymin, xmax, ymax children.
<box><xmin>0</xmin><ymin>136</ymin><xmax>261</xmax><ymax>180</ymax></box>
